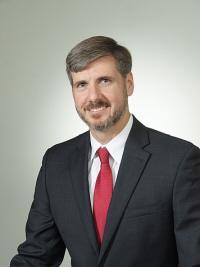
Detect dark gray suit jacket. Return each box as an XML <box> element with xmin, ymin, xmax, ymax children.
<box><xmin>10</xmin><ymin>116</ymin><xmax>200</xmax><ymax>266</ymax></box>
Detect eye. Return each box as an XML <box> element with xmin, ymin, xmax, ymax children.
<box><xmin>76</xmin><ymin>81</ymin><xmax>87</xmax><ymax>89</ymax></box>
<box><xmin>99</xmin><ymin>77</ymin><xmax>111</xmax><ymax>85</ymax></box>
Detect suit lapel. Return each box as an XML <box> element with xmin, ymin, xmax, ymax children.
<box><xmin>68</xmin><ymin>132</ymin><xmax>99</xmax><ymax>255</ymax></box>
<box><xmin>98</xmin><ymin>117</ymin><xmax>151</xmax><ymax>264</ymax></box>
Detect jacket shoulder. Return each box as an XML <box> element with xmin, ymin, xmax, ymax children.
<box><xmin>146</xmin><ymin>126</ymin><xmax>198</xmax><ymax>155</ymax></box>
<box><xmin>44</xmin><ymin>131</ymin><xmax>89</xmax><ymax>162</ymax></box>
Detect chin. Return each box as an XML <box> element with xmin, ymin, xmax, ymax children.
<box><xmin>90</xmin><ymin>118</ymin><xmax>116</xmax><ymax>132</ymax></box>
<box><xmin>87</xmin><ymin>114</ymin><xmax>109</xmax><ymax>125</ymax></box>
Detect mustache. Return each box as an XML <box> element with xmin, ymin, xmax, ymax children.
<box><xmin>84</xmin><ymin>99</ymin><xmax>111</xmax><ymax>111</ymax></box>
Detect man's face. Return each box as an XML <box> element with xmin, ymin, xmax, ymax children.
<box><xmin>71</xmin><ymin>56</ymin><xmax>133</xmax><ymax>133</ymax></box>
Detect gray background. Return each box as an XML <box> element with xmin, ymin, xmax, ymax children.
<box><xmin>0</xmin><ymin>0</ymin><xmax>199</xmax><ymax>266</ymax></box>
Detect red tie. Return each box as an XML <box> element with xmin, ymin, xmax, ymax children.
<box><xmin>93</xmin><ymin>147</ymin><xmax>113</xmax><ymax>245</ymax></box>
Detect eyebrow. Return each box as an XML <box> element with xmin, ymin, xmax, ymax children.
<box><xmin>73</xmin><ymin>75</ymin><xmax>113</xmax><ymax>87</ymax></box>
<box><xmin>96</xmin><ymin>75</ymin><xmax>113</xmax><ymax>82</ymax></box>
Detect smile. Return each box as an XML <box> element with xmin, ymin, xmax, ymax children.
<box><xmin>90</xmin><ymin>106</ymin><xmax>107</xmax><ymax>112</ymax></box>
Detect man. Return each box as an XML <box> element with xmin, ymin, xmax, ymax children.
<box><xmin>11</xmin><ymin>36</ymin><xmax>200</xmax><ymax>266</ymax></box>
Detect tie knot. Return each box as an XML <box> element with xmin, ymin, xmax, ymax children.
<box><xmin>97</xmin><ymin>147</ymin><xmax>109</xmax><ymax>164</ymax></box>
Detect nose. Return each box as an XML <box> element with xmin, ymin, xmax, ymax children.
<box><xmin>87</xmin><ymin>83</ymin><xmax>101</xmax><ymax>101</ymax></box>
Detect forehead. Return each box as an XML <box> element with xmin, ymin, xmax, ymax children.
<box><xmin>71</xmin><ymin>56</ymin><xmax>120</xmax><ymax>83</ymax></box>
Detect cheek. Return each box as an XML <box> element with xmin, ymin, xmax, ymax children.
<box><xmin>73</xmin><ymin>94</ymin><xmax>86</xmax><ymax>108</ymax></box>
<box><xmin>108</xmin><ymin>93</ymin><xmax>125</xmax><ymax>106</ymax></box>
<box><xmin>104</xmin><ymin>85</ymin><xmax>126</xmax><ymax>102</ymax></box>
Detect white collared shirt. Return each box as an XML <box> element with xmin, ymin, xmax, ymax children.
<box><xmin>88</xmin><ymin>115</ymin><xmax>133</xmax><ymax>208</ymax></box>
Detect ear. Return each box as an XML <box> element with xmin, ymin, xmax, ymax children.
<box><xmin>126</xmin><ymin>72</ymin><xmax>134</xmax><ymax>96</ymax></box>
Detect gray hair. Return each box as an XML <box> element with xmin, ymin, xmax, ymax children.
<box><xmin>66</xmin><ymin>36</ymin><xmax>132</xmax><ymax>85</ymax></box>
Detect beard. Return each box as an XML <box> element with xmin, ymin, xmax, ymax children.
<box><xmin>76</xmin><ymin>96</ymin><xmax>128</xmax><ymax>132</ymax></box>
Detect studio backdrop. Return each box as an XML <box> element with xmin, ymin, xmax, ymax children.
<box><xmin>0</xmin><ymin>0</ymin><xmax>199</xmax><ymax>266</ymax></box>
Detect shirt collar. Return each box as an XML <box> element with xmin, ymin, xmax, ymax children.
<box><xmin>90</xmin><ymin>115</ymin><xmax>133</xmax><ymax>163</ymax></box>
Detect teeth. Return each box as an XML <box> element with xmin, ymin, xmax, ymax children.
<box><xmin>90</xmin><ymin>107</ymin><xmax>105</xmax><ymax>112</ymax></box>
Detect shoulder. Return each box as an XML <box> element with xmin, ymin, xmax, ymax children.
<box><xmin>43</xmin><ymin>131</ymin><xmax>90</xmax><ymax>162</ymax></box>
<box><xmin>146</xmin><ymin>126</ymin><xmax>199</xmax><ymax>158</ymax></box>
<box><xmin>133</xmin><ymin>116</ymin><xmax>198</xmax><ymax>156</ymax></box>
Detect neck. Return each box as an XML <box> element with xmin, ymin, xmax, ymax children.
<box><xmin>90</xmin><ymin>112</ymin><xmax>131</xmax><ymax>145</ymax></box>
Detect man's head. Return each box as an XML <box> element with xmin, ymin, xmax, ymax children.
<box><xmin>66</xmin><ymin>36</ymin><xmax>132</xmax><ymax>86</ymax></box>
<box><xmin>66</xmin><ymin>36</ymin><xmax>134</xmax><ymax>141</ymax></box>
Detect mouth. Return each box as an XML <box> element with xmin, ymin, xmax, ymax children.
<box><xmin>90</xmin><ymin>106</ymin><xmax>107</xmax><ymax>113</ymax></box>
<box><xmin>84</xmin><ymin>99</ymin><xmax>110</xmax><ymax>113</ymax></box>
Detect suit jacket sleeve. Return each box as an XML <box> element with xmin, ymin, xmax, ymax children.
<box><xmin>10</xmin><ymin>150</ymin><xmax>65</xmax><ymax>267</ymax></box>
<box><xmin>173</xmin><ymin>145</ymin><xmax>200</xmax><ymax>266</ymax></box>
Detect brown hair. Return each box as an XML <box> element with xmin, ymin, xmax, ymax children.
<box><xmin>66</xmin><ymin>36</ymin><xmax>132</xmax><ymax>85</ymax></box>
